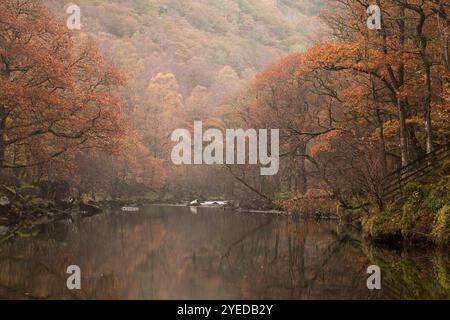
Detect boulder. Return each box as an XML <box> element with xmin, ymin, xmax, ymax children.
<box><xmin>0</xmin><ymin>196</ymin><xmax>10</xmax><ymax>206</ymax></box>
<box><xmin>0</xmin><ymin>196</ymin><xmax>12</xmax><ymax>216</ymax></box>
<box><xmin>121</xmin><ymin>206</ymin><xmax>140</xmax><ymax>212</ymax></box>
<box><xmin>189</xmin><ymin>199</ymin><xmax>201</xmax><ymax>206</ymax></box>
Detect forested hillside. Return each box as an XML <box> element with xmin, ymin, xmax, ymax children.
<box><xmin>41</xmin><ymin>0</ymin><xmax>325</xmax><ymax>200</ymax></box>
<box><xmin>49</xmin><ymin>0</ymin><xmax>323</xmax><ymax>97</ymax></box>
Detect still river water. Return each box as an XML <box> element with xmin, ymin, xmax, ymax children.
<box><xmin>0</xmin><ymin>205</ymin><xmax>449</xmax><ymax>299</ymax></box>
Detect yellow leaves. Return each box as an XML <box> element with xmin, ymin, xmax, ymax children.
<box><xmin>304</xmin><ymin>41</ymin><xmax>362</xmax><ymax>64</ymax></box>
<box><xmin>217</xmin><ymin>66</ymin><xmax>239</xmax><ymax>83</ymax></box>
<box><xmin>383</xmin><ymin>120</ymin><xmax>399</xmax><ymax>137</ymax></box>
<box><xmin>406</xmin><ymin>116</ymin><xmax>424</xmax><ymax>127</ymax></box>
<box><xmin>148</xmin><ymin>73</ymin><xmax>183</xmax><ymax>110</ymax></box>
<box><xmin>384</xmin><ymin>116</ymin><xmax>428</xmax><ymax>137</ymax></box>
<box><xmin>239</xmin><ymin>14</ymin><xmax>256</xmax><ymax>33</ymax></box>
<box><xmin>431</xmin><ymin>102</ymin><xmax>450</xmax><ymax>139</ymax></box>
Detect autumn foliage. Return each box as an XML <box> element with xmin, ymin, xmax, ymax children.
<box><xmin>0</xmin><ymin>0</ymin><xmax>166</xmax><ymax>198</ymax></box>
<box><xmin>1</xmin><ymin>0</ymin><xmax>448</xmax><ymax>207</ymax></box>
<box><xmin>239</xmin><ymin>0</ymin><xmax>449</xmax><ymax>210</ymax></box>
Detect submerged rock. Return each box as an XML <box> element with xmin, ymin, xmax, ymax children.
<box><xmin>0</xmin><ymin>225</ymin><xmax>8</xmax><ymax>236</ymax></box>
<box><xmin>79</xmin><ymin>202</ymin><xmax>102</xmax><ymax>216</ymax></box>
<box><xmin>121</xmin><ymin>206</ymin><xmax>140</xmax><ymax>212</ymax></box>
<box><xmin>17</xmin><ymin>224</ymin><xmax>39</xmax><ymax>238</ymax></box>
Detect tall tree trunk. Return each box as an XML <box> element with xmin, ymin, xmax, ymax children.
<box><xmin>376</xmin><ymin>108</ymin><xmax>388</xmax><ymax>175</ymax></box>
<box><xmin>424</xmin><ymin>63</ymin><xmax>433</xmax><ymax>154</ymax></box>
<box><xmin>415</xmin><ymin>6</ymin><xmax>434</xmax><ymax>153</ymax></box>
<box><xmin>298</xmin><ymin>144</ymin><xmax>307</xmax><ymax>194</ymax></box>
<box><xmin>397</xmin><ymin>98</ymin><xmax>409</xmax><ymax>167</ymax></box>
<box><xmin>398</xmin><ymin>5</ymin><xmax>409</xmax><ymax>166</ymax></box>
<box><xmin>379</xmin><ymin>1</ymin><xmax>409</xmax><ymax>167</ymax></box>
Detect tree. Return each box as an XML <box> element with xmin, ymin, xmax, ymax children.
<box><xmin>0</xmin><ymin>0</ymin><xmax>127</xmax><ymax>173</ymax></box>
<box><xmin>316</xmin><ymin>0</ymin><xmax>449</xmax><ymax>165</ymax></box>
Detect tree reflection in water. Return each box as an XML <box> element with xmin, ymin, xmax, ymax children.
<box><xmin>0</xmin><ymin>206</ymin><xmax>448</xmax><ymax>299</ymax></box>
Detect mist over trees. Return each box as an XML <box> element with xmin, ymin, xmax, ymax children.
<box><xmin>1</xmin><ymin>0</ymin><xmax>448</xmax><ymax>225</ymax></box>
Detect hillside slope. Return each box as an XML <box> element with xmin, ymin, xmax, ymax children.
<box><xmin>47</xmin><ymin>0</ymin><xmax>324</xmax><ymax>99</ymax></box>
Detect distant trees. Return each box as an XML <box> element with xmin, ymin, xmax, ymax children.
<box><xmin>133</xmin><ymin>0</ymin><xmax>150</xmax><ymax>15</ymax></box>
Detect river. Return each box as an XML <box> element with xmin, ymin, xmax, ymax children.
<box><xmin>0</xmin><ymin>205</ymin><xmax>448</xmax><ymax>299</ymax></box>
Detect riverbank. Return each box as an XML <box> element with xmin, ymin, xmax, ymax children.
<box><xmin>1</xmin><ymin>161</ymin><xmax>448</xmax><ymax>248</ymax></box>
<box><xmin>362</xmin><ymin>163</ymin><xmax>450</xmax><ymax>247</ymax></box>
<box><xmin>0</xmin><ymin>181</ymin><xmax>146</xmax><ymax>242</ymax></box>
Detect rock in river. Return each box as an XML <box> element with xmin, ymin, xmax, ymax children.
<box><xmin>189</xmin><ymin>199</ymin><xmax>201</xmax><ymax>206</ymax></box>
<box><xmin>0</xmin><ymin>225</ymin><xmax>9</xmax><ymax>236</ymax></box>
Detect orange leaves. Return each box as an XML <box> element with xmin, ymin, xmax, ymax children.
<box><xmin>278</xmin><ymin>189</ymin><xmax>336</xmax><ymax>215</ymax></box>
<box><xmin>309</xmin><ymin>130</ymin><xmax>340</xmax><ymax>156</ymax></box>
<box><xmin>121</xmin><ymin>138</ymin><xmax>168</xmax><ymax>189</ymax></box>
<box><xmin>301</xmin><ymin>41</ymin><xmax>362</xmax><ymax>71</ymax></box>
<box><xmin>0</xmin><ymin>0</ymin><xmax>128</xmax><ymax>170</ymax></box>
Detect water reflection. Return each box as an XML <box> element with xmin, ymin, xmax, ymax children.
<box><xmin>0</xmin><ymin>206</ymin><xmax>448</xmax><ymax>299</ymax></box>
